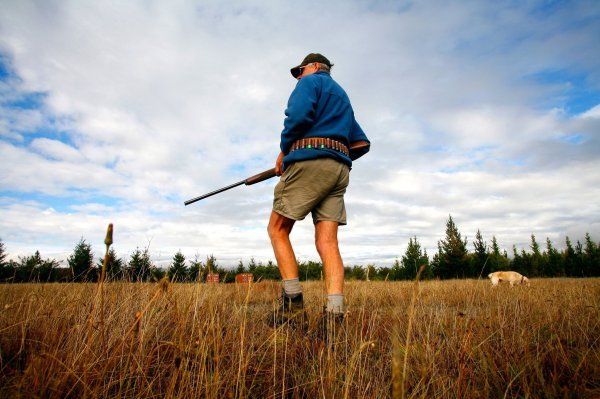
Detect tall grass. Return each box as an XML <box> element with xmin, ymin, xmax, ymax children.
<box><xmin>0</xmin><ymin>278</ymin><xmax>598</xmax><ymax>398</ymax></box>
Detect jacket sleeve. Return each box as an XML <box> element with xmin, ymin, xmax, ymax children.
<box><xmin>280</xmin><ymin>77</ymin><xmax>319</xmax><ymax>153</ymax></box>
<box><xmin>348</xmin><ymin>118</ymin><xmax>370</xmax><ymax>160</ymax></box>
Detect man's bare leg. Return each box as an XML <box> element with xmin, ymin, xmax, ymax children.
<box><xmin>316</xmin><ymin>218</ymin><xmax>346</xmax><ymax>343</ymax></box>
<box><xmin>267</xmin><ymin>211</ymin><xmax>306</xmax><ymax>328</ymax></box>
<box><xmin>315</xmin><ymin>220</ymin><xmax>344</xmax><ymax>295</ymax></box>
<box><xmin>267</xmin><ymin>211</ymin><xmax>298</xmax><ymax>280</ymax></box>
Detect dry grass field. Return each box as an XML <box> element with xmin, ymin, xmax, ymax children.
<box><xmin>0</xmin><ymin>278</ymin><xmax>598</xmax><ymax>398</ymax></box>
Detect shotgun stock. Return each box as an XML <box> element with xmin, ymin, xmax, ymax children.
<box><xmin>184</xmin><ymin>141</ymin><xmax>369</xmax><ymax>206</ymax></box>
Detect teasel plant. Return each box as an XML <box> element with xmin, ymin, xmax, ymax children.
<box><xmin>79</xmin><ymin>222</ymin><xmax>115</xmax><ymax>377</ymax></box>
<box><xmin>98</xmin><ymin>223</ymin><xmax>113</xmax><ymax>348</ymax></box>
<box><xmin>100</xmin><ymin>223</ymin><xmax>113</xmax><ymax>285</ymax></box>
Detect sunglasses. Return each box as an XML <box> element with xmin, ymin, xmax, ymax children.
<box><xmin>298</xmin><ymin>63</ymin><xmax>314</xmax><ymax>75</ymax></box>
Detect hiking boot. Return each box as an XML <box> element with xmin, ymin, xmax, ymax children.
<box><xmin>317</xmin><ymin>308</ymin><xmax>346</xmax><ymax>344</ymax></box>
<box><xmin>266</xmin><ymin>290</ymin><xmax>308</xmax><ymax>331</ymax></box>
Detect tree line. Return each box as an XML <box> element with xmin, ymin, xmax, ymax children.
<box><xmin>0</xmin><ymin>216</ymin><xmax>598</xmax><ymax>283</ymax></box>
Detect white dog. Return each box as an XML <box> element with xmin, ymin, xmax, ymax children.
<box><xmin>488</xmin><ymin>271</ymin><xmax>530</xmax><ymax>287</ymax></box>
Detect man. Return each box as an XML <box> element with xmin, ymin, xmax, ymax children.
<box><xmin>267</xmin><ymin>53</ymin><xmax>370</xmax><ymax>338</ymax></box>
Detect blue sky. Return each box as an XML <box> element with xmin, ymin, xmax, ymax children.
<box><xmin>1</xmin><ymin>0</ymin><xmax>599</xmax><ymax>267</ymax></box>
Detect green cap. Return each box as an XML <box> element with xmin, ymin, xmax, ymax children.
<box><xmin>290</xmin><ymin>53</ymin><xmax>333</xmax><ymax>78</ymax></box>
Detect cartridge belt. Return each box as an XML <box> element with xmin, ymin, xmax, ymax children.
<box><xmin>288</xmin><ymin>137</ymin><xmax>349</xmax><ymax>157</ymax></box>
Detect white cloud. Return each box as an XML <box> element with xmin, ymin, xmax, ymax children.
<box><xmin>0</xmin><ymin>0</ymin><xmax>599</xmax><ymax>267</ymax></box>
<box><xmin>30</xmin><ymin>138</ymin><xmax>84</xmax><ymax>162</ymax></box>
<box><xmin>579</xmin><ymin>104</ymin><xmax>600</xmax><ymax>119</ymax></box>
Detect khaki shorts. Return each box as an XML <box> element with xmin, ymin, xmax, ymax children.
<box><xmin>273</xmin><ymin>158</ymin><xmax>350</xmax><ymax>225</ymax></box>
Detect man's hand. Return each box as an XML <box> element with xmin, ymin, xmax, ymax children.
<box><xmin>275</xmin><ymin>151</ymin><xmax>285</xmax><ymax>176</ymax></box>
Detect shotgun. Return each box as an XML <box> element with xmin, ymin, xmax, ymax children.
<box><xmin>184</xmin><ymin>168</ymin><xmax>276</xmax><ymax>205</ymax></box>
<box><xmin>184</xmin><ymin>141</ymin><xmax>369</xmax><ymax>206</ymax></box>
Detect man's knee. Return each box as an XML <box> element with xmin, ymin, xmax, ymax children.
<box><xmin>267</xmin><ymin>221</ymin><xmax>283</xmax><ymax>241</ymax></box>
<box><xmin>315</xmin><ymin>234</ymin><xmax>339</xmax><ymax>255</ymax></box>
<box><xmin>267</xmin><ymin>218</ymin><xmax>275</xmax><ymax>236</ymax></box>
<box><xmin>268</xmin><ymin>212</ymin><xmax>294</xmax><ymax>241</ymax></box>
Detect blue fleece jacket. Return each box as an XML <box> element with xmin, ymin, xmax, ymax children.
<box><xmin>280</xmin><ymin>71</ymin><xmax>369</xmax><ymax>169</ymax></box>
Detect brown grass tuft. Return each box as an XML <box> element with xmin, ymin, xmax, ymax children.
<box><xmin>0</xmin><ymin>278</ymin><xmax>598</xmax><ymax>398</ymax></box>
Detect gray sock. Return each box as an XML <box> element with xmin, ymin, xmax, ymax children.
<box><xmin>283</xmin><ymin>278</ymin><xmax>302</xmax><ymax>296</ymax></box>
<box><xmin>326</xmin><ymin>294</ymin><xmax>345</xmax><ymax>314</ymax></box>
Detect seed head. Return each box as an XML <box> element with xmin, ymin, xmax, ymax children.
<box><xmin>104</xmin><ymin>223</ymin><xmax>113</xmax><ymax>247</ymax></box>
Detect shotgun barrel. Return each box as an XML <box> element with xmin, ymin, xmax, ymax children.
<box><xmin>184</xmin><ymin>168</ymin><xmax>276</xmax><ymax>205</ymax></box>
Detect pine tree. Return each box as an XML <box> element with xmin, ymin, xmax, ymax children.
<box><xmin>544</xmin><ymin>237</ymin><xmax>563</xmax><ymax>277</ymax></box>
<box><xmin>0</xmin><ymin>238</ymin><xmax>6</xmax><ymax>267</ymax></box>
<box><xmin>431</xmin><ymin>247</ymin><xmax>442</xmax><ymax>278</ymax></box>
<box><xmin>128</xmin><ymin>247</ymin><xmax>153</xmax><ymax>282</ymax></box>
<box><xmin>510</xmin><ymin>245</ymin><xmax>524</xmax><ymax>274</ymax></box>
<box><xmin>236</xmin><ymin>259</ymin><xmax>246</xmax><ymax>275</ymax></box>
<box><xmin>168</xmin><ymin>250</ymin><xmax>188</xmax><ymax>282</ymax></box>
<box><xmin>189</xmin><ymin>254</ymin><xmax>204</xmax><ymax>282</ymax></box>
<box><xmin>36</xmin><ymin>256</ymin><xmax>60</xmax><ymax>282</ymax></box>
<box><xmin>528</xmin><ymin>234</ymin><xmax>542</xmax><ymax>277</ymax></box>
<box><xmin>583</xmin><ymin>233</ymin><xmax>599</xmax><ymax>276</ymax></box>
<box><xmin>265</xmin><ymin>260</ymin><xmax>280</xmax><ymax>280</ymax></box>
<box><xmin>206</xmin><ymin>255</ymin><xmax>218</xmax><ymax>274</ymax></box>
<box><xmin>422</xmin><ymin>249</ymin><xmax>431</xmax><ymax>278</ymax></box>
<box><xmin>574</xmin><ymin>240</ymin><xmax>585</xmax><ymax>276</ymax></box>
<box><xmin>488</xmin><ymin>236</ymin><xmax>509</xmax><ymax>273</ymax></box>
<box><xmin>365</xmin><ymin>264</ymin><xmax>377</xmax><ymax>281</ymax></box>
<box><xmin>150</xmin><ymin>267</ymin><xmax>166</xmax><ymax>282</ymax></box>
<box><xmin>349</xmin><ymin>265</ymin><xmax>366</xmax><ymax>280</ymax></box>
<box><xmin>197</xmin><ymin>254</ymin><xmax>218</xmax><ymax>282</ymax></box>
<box><xmin>0</xmin><ymin>238</ymin><xmax>10</xmax><ymax>281</ymax></box>
<box><xmin>401</xmin><ymin>236</ymin><xmax>429</xmax><ymax>279</ymax></box>
<box><xmin>491</xmin><ymin>237</ymin><xmax>501</xmax><ymax>258</ymax></box>
<box><xmin>390</xmin><ymin>258</ymin><xmax>403</xmax><ymax>280</ymax></box>
<box><xmin>247</xmin><ymin>257</ymin><xmax>257</xmax><ymax>274</ymax></box>
<box><xmin>15</xmin><ymin>251</ymin><xmax>60</xmax><ymax>282</ymax></box>
<box><xmin>68</xmin><ymin>238</ymin><xmax>95</xmax><ymax>282</ymax></box>
<box><xmin>563</xmin><ymin>237</ymin><xmax>577</xmax><ymax>277</ymax></box>
<box><xmin>97</xmin><ymin>248</ymin><xmax>123</xmax><ymax>281</ymax></box>
<box><xmin>377</xmin><ymin>265</ymin><xmax>392</xmax><ymax>281</ymax></box>
<box><xmin>17</xmin><ymin>251</ymin><xmax>42</xmax><ymax>282</ymax></box>
<box><xmin>299</xmin><ymin>260</ymin><xmax>321</xmax><ymax>281</ymax></box>
<box><xmin>471</xmin><ymin>230</ymin><xmax>488</xmax><ymax>278</ymax></box>
<box><xmin>436</xmin><ymin>216</ymin><xmax>469</xmax><ymax>279</ymax></box>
